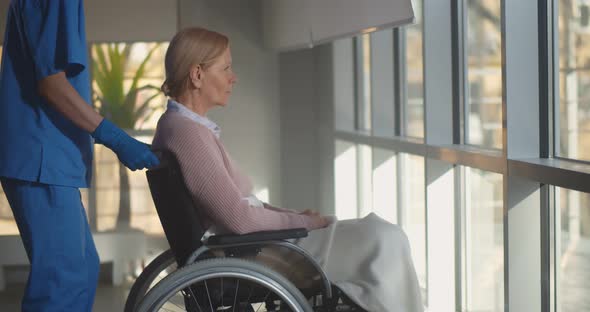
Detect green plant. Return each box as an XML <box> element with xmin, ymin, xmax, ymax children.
<box><xmin>92</xmin><ymin>43</ymin><xmax>163</xmax><ymax>229</ymax></box>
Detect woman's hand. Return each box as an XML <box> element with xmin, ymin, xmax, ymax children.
<box><xmin>300</xmin><ymin>209</ymin><xmax>330</xmax><ymax>229</ymax></box>
<box><xmin>309</xmin><ymin>214</ymin><xmax>331</xmax><ymax>229</ymax></box>
<box><xmin>300</xmin><ymin>209</ymin><xmax>321</xmax><ymax>217</ymax></box>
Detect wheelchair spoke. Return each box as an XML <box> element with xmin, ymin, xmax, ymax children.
<box><xmin>187</xmin><ymin>287</ymin><xmax>204</xmax><ymax>312</ymax></box>
<box><xmin>254</xmin><ymin>289</ymin><xmax>272</xmax><ymax>312</ymax></box>
<box><xmin>204</xmin><ymin>280</ymin><xmax>215</xmax><ymax>312</ymax></box>
<box><xmin>232</xmin><ymin>279</ymin><xmax>239</xmax><ymax>312</ymax></box>
<box><xmin>245</xmin><ymin>285</ymin><xmax>254</xmax><ymax>305</ymax></box>
<box><xmin>220</xmin><ymin>277</ymin><xmax>224</xmax><ymax>308</ymax></box>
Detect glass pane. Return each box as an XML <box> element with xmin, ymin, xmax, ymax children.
<box><xmin>400</xmin><ymin>153</ymin><xmax>427</xmax><ymax>302</ymax></box>
<box><xmin>93</xmin><ymin>136</ymin><xmax>162</xmax><ymax>234</ymax></box>
<box><xmin>372</xmin><ymin>148</ymin><xmax>397</xmax><ymax>224</ymax></box>
<box><xmin>0</xmin><ymin>184</ymin><xmax>18</xmax><ymax>236</ymax></box>
<box><xmin>334</xmin><ymin>140</ymin><xmax>359</xmax><ymax>220</ymax></box>
<box><xmin>355</xmin><ymin>34</ymin><xmax>372</xmax><ymax>132</ymax></box>
<box><xmin>0</xmin><ymin>46</ymin><xmax>18</xmax><ymax>236</ymax></box>
<box><xmin>465</xmin><ymin>0</ymin><xmax>503</xmax><ymax>149</ymax></box>
<box><xmin>358</xmin><ymin>144</ymin><xmax>373</xmax><ymax>217</ymax></box>
<box><xmin>90</xmin><ymin>42</ymin><xmax>167</xmax><ymax>234</ymax></box>
<box><xmin>557</xmin><ymin>0</ymin><xmax>590</xmax><ymax>161</ymax></box>
<box><xmin>94</xmin><ymin>144</ymin><xmax>121</xmax><ymax>232</ymax></box>
<box><xmin>405</xmin><ymin>0</ymin><xmax>424</xmax><ymax>138</ymax></box>
<box><xmin>557</xmin><ymin>187</ymin><xmax>590</xmax><ymax>311</ymax></box>
<box><xmin>91</xmin><ymin>42</ymin><xmax>168</xmax><ymax>131</ymax></box>
<box><xmin>463</xmin><ymin>167</ymin><xmax>504</xmax><ymax>311</ymax></box>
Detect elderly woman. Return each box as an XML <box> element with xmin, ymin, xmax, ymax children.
<box><xmin>152</xmin><ymin>27</ymin><xmax>423</xmax><ymax>312</ymax></box>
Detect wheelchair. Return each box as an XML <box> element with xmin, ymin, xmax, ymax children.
<box><xmin>124</xmin><ymin>150</ymin><xmax>366</xmax><ymax>312</ymax></box>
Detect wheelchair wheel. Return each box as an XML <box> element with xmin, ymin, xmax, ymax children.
<box><xmin>125</xmin><ymin>249</ymin><xmax>177</xmax><ymax>312</ymax></box>
<box><xmin>136</xmin><ymin>258</ymin><xmax>313</xmax><ymax>312</ymax></box>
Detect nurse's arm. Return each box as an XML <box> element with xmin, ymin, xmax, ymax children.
<box><xmin>37</xmin><ymin>71</ymin><xmax>103</xmax><ymax>133</ymax></box>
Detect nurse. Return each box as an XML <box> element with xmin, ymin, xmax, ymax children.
<box><xmin>0</xmin><ymin>0</ymin><xmax>159</xmax><ymax>311</ymax></box>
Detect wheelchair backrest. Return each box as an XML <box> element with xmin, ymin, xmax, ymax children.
<box><xmin>146</xmin><ymin>150</ymin><xmax>207</xmax><ymax>265</ymax></box>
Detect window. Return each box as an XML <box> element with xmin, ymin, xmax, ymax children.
<box><xmin>556</xmin><ymin>187</ymin><xmax>590</xmax><ymax>311</ymax></box>
<box><xmin>372</xmin><ymin>148</ymin><xmax>398</xmax><ymax>223</ymax></box>
<box><xmin>400</xmin><ymin>153</ymin><xmax>427</xmax><ymax>302</ymax></box>
<box><xmin>0</xmin><ymin>186</ymin><xmax>16</xmax><ymax>236</ymax></box>
<box><xmin>334</xmin><ymin>140</ymin><xmax>373</xmax><ymax>219</ymax></box>
<box><xmin>90</xmin><ymin>42</ymin><xmax>168</xmax><ymax>234</ymax></box>
<box><xmin>328</xmin><ymin>1</ymin><xmax>590</xmax><ymax>311</ymax></box>
<box><xmin>355</xmin><ymin>34</ymin><xmax>372</xmax><ymax>132</ymax></box>
<box><xmin>404</xmin><ymin>0</ymin><xmax>425</xmax><ymax>138</ymax></box>
<box><xmin>461</xmin><ymin>167</ymin><xmax>504</xmax><ymax>311</ymax></box>
<box><xmin>464</xmin><ymin>0</ymin><xmax>503</xmax><ymax>149</ymax></box>
<box><xmin>557</xmin><ymin>0</ymin><xmax>590</xmax><ymax>161</ymax></box>
<box><xmin>334</xmin><ymin>140</ymin><xmax>359</xmax><ymax>220</ymax></box>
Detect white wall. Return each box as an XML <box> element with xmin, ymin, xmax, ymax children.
<box><xmin>279</xmin><ymin>44</ymin><xmax>334</xmax><ymax>214</ymax></box>
<box><xmin>85</xmin><ymin>0</ymin><xmax>178</xmax><ymax>42</ymax></box>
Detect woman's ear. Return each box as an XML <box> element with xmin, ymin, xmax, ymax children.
<box><xmin>189</xmin><ymin>65</ymin><xmax>203</xmax><ymax>89</ymax></box>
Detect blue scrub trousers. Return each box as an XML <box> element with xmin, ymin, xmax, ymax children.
<box><xmin>0</xmin><ymin>178</ymin><xmax>100</xmax><ymax>312</ymax></box>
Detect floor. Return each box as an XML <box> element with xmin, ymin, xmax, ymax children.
<box><xmin>0</xmin><ymin>280</ymin><xmax>132</xmax><ymax>312</ymax></box>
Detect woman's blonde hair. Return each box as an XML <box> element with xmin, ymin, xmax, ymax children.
<box><xmin>161</xmin><ymin>27</ymin><xmax>229</xmax><ymax>98</ymax></box>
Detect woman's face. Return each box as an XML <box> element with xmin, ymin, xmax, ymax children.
<box><xmin>201</xmin><ymin>47</ymin><xmax>237</xmax><ymax>108</ymax></box>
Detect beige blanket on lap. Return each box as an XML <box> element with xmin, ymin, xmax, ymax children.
<box><xmin>257</xmin><ymin>213</ymin><xmax>423</xmax><ymax>312</ymax></box>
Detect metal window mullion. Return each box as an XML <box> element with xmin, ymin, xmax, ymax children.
<box><xmin>554</xmin><ymin>186</ymin><xmax>561</xmax><ymax>312</ymax></box>
<box><xmin>539</xmin><ymin>0</ymin><xmax>555</xmax><ymax>311</ymax></box>
<box><xmin>540</xmin><ymin>183</ymin><xmax>555</xmax><ymax>312</ymax></box>
<box><xmin>550</xmin><ymin>2</ymin><xmax>559</xmax><ymax>310</ymax></box>
<box><xmin>551</xmin><ymin>0</ymin><xmax>560</xmax><ymax>159</ymax></box>
<box><xmin>539</xmin><ymin>0</ymin><xmax>554</xmax><ymax>159</ymax></box>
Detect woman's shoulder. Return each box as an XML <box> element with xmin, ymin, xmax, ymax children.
<box><xmin>156</xmin><ymin>111</ymin><xmax>214</xmax><ymax>137</ymax></box>
<box><xmin>153</xmin><ymin>111</ymin><xmax>217</xmax><ymax>148</ymax></box>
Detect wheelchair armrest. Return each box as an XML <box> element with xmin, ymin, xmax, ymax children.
<box><xmin>205</xmin><ymin>228</ymin><xmax>308</xmax><ymax>245</ymax></box>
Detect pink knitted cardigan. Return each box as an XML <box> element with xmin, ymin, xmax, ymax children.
<box><xmin>152</xmin><ymin>111</ymin><xmax>324</xmax><ymax>234</ymax></box>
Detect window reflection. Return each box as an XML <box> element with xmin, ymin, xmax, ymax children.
<box><xmin>463</xmin><ymin>167</ymin><xmax>504</xmax><ymax>311</ymax></box>
<box><xmin>372</xmin><ymin>148</ymin><xmax>398</xmax><ymax>223</ymax></box>
<box><xmin>400</xmin><ymin>153</ymin><xmax>427</xmax><ymax>303</ymax></box>
<box><xmin>405</xmin><ymin>0</ymin><xmax>425</xmax><ymax>138</ymax></box>
<box><xmin>557</xmin><ymin>187</ymin><xmax>590</xmax><ymax>311</ymax></box>
<box><xmin>334</xmin><ymin>140</ymin><xmax>359</xmax><ymax>220</ymax></box>
<box><xmin>355</xmin><ymin>34</ymin><xmax>372</xmax><ymax>132</ymax></box>
<box><xmin>465</xmin><ymin>0</ymin><xmax>503</xmax><ymax>149</ymax></box>
<box><xmin>91</xmin><ymin>42</ymin><xmax>168</xmax><ymax>234</ymax></box>
<box><xmin>558</xmin><ymin>0</ymin><xmax>590</xmax><ymax>161</ymax></box>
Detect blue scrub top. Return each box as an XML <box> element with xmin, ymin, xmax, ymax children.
<box><xmin>0</xmin><ymin>0</ymin><xmax>93</xmax><ymax>188</ymax></box>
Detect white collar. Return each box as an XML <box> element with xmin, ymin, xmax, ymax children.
<box><xmin>166</xmin><ymin>99</ymin><xmax>221</xmax><ymax>138</ymax></box>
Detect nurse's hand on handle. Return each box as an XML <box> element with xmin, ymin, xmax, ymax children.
<box><xmin>37</xmin><ymin>71</ymin><xmax>160</xmax><ymax>171</ymax></box>
<box><xmin>91</xmin><ymin>118</ymin><xmax>160</xmax><ymax>170</ymax></box>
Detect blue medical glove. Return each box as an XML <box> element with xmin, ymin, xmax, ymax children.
<box><xmin>91</xmin><ymin>119</ymin><xmax>160</xmax><ymax>170</ymax></box>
